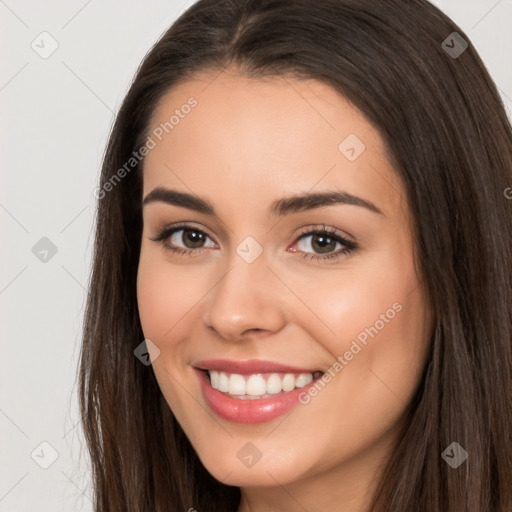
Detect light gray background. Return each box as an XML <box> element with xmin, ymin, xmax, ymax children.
<box><xmin>1</xmin><ymin>1</ymin><xmax>511</xmax><ymax>510</ymax></box>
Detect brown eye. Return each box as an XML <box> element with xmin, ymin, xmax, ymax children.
<box><xmin>308</xmin><ymin>233</ymin><xmax>338</xmax><ymax>254</ymax></box>
<box><xmin>290</xmin><ymin>226</ymin><xmax>358</xmax><ymax>262</ymax></box>
<box><xmin>150</xmin><ymin>224</ymin><xmax>216</xmax><ymax>254</ymax></box>
<box><xmin>178</xmin><ymin>228</ymin><xmax>207</xmax><ymax>249</ymax></box>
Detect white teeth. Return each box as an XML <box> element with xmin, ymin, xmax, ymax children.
<box><xmin>266</xmin><ymin>374</ymin><xmax>282</xmax><ymax>394</ymax></box>
<box><xmin>207</xmin><ymin>371</ymin><xmax>319</xmax><ymax>397</ymax></box>
<box><xmin>246</xmin><ymin>374</ymin><xmax>267</xmax><ymax>396</ymax></box>
<box><xmin>210</xmin><ymin>370</ymin><xmax>220</xmax><ymax>389</ymax></box>
<box><xmin>229</xmin><ymin>374</ymin><xmax>246</xmax><ymax>395</ymax></box>
<box><xmin>295</xmin><ymin>373</ymin><xmax>313</xmax><ymax>388</ymax></box>
<box><xmin>218</xmin><ymin>372</ymin><xmax>229</xmax><ymax>392</ymax></box>
<box><xmin>282</xmin><ymin>373</ymin><xmax>296</xmax><ymax>392</ymax></box>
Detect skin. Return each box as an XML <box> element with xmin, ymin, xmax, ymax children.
<box><xmin>136</xmin><ymin>67</ymin><xmax>433</xmax><ymax>512</ymax></box>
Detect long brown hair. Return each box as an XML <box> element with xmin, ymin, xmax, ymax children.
<box><xmin>79</xmin><ymin>0</ymin><xmax>512</xmax><ymax>510</ymax></box>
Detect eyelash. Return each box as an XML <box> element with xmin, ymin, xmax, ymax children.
<box><xmin>149</xmin><ymin>223</ymin><xmax>358</xmax><ymax>262</ymax></box>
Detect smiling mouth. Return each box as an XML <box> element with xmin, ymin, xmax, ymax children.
<box><xmin>202</xmin><ymin>369</ymin><xmax>324</xmax><ymax>399</ymax></box>
<box><xmin>195</xmin><ymin>359</ymin><xmax>326</xmax><ymax>423</ymax></box>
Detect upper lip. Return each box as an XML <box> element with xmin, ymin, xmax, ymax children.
<box><xmin>194</xmin><ymin>358</ymin><xmax>323</xmax><ymax>375</ymax></box>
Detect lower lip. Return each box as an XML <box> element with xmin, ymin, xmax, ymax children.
<box><xmin>196</xmin><ymin>369</ymin><xmax>319</xmax><ymax>424</ymax></box>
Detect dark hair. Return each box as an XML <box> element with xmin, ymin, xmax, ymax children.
<box><xmin>79</xmin><ymin>0</ymin><xmax>512</xmax><ymax>510</ymax></box>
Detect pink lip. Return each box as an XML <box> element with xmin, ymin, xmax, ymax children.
<box><xmin>195</xmin><ymin>358</ymin><xmax>321</xmax><ymax>375</ymax></box>
<box><xmin>194</xmin><ymin>359</ymin><xmax>323</xmax><ymax>424</ymax></box>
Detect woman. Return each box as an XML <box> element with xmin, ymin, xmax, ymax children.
<box><xmin>79</xmin><ymin>0</ymin><xmax>512</xmax><ymax>510</ymax></box>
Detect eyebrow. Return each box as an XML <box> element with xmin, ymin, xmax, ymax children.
<box><xmin>142</xmin><ymin>186</ymin><xmax>384</xmax><ymax>216</ymax></box>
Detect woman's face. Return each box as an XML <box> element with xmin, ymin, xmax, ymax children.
<box><xmin>137</xmin><ymin>69</ymin><xmax>432</xmax><ymax>506</ymax></box>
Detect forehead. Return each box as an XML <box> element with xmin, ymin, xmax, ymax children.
<box><xmin>142</xmin><ymin>69</ymin><xmax>406</xmax><ymax>221</ymax></box>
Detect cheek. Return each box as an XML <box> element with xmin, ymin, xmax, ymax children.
<box><xmin>302</xmin><ymin>261</ymin><xmax>411</xmax><ymax>350</ymax></box>
<box><xmin>136</xmin><ymin>252</ymin><xmax>197</xmax><ymax>415</ymax></box>
<box><xmin>279</xmin><ymin>263</ymin><xmax>430</xmax><ymax>470</ymax></box>
<box><xmin>136</xmin><ymin>246</ymin><xmax>205</xmax><ymax>343</ymax></box>
<box><xmin>136</xmin><ymin>259</ymin><xmax>176</xmax><ymax>342</ymax></box>
<box><xmin>312</xmin><ymin>235</ymin><xmax>426</xmax><ymax>348</ymax></box>
<box><xmin>305</xmin><ymin>250</ymin><xmax>430</xmax><ymax>404</ymax></box>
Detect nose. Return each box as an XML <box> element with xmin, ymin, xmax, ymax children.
<box><xmin>202</xmin><ymin>251</ymin><xmax>287</xmax><ymax>342</ymax></box>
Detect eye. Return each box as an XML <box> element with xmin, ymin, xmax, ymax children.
<box><xmin>150</xmin><ymin>222</ymin><xmax>358</xmax><ymax>262</ymax></box>
<box><xmin>149</xmin><ymin>224</ymin><xmax>216</xmax><ymax>256</ymax></box>
<box><xmin>289</xmin><ymin>225</ymin><xmax>357</xmax><ymax>261</ymax></box>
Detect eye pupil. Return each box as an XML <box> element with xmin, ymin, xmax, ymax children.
<box><xmin>312</xmin><ymin>234</ymin><xmax>336</xmax><ymax>253</ymax></box>
<box><xmin>183</xmin><ymin>229</ymin><xmax>205</xmax><ymax>248</ymax></box>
